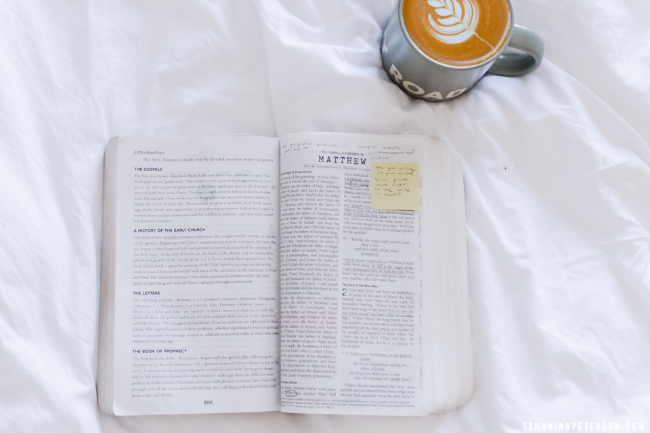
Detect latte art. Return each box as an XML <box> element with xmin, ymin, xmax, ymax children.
<box><xmin>427</xmin><ymin>0</ymin><xmax>480</xmax><ymax>45</ymax></box>
<box><xmin>403</xmin><ymin>0</ymin><xmax>511</xmax><ymax>67</ymax></box>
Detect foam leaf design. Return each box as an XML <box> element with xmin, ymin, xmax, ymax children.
<box><xmin>426</xmin><ymin>0</ymin><xmax>480</xmax><ymax>45</ymax></box>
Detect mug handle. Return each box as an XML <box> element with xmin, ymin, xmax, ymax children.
<box><xmin>487</xmin><ymin>25</ymin><xmax>544</xmax><ymax>76</ymax></box>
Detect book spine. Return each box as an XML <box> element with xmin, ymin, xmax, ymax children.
<box><xmin>97</xmin><ymin>137</ymin><xmax>119</xmax><ymax>415</ymax></box>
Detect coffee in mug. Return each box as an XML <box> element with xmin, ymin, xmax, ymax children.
<box><xmin>382</xmin><ymin>0</ymin><xmax>544</xmax><ymax>101</ymax></box>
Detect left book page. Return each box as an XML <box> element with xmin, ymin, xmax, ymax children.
<box><xmin>98</xmin><ymin>136</ymin><xmax>281</xmax><ymax>416</ymax></box>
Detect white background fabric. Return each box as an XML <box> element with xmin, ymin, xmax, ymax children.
<box><xmin>1</xmin><ymin>0</ymin><xmax>649</xmax><ymax>432</ymax></box>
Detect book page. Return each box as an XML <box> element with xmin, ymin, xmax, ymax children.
<box><xmin>111</xmin><ymin>136</ymin><xmax>280</xmax><ymax>415</ymax></box>
<box><xmin>278</xmin><ymin>133</ymin><xmax>434</xmax><ymax>416</ymax></box>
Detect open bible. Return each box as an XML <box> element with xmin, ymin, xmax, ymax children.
<box><xmin>98</xmin><ymin>133</ymin><xmax>473</xmax><ymax>416</ymax></box>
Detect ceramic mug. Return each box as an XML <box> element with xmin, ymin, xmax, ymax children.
<box><xmin>381</xmin><ymin>0</ymin><xmax>544</xmax><ymax>101</ymax></box>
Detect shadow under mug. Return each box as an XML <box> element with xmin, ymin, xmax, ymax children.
<box><xmin>381</xmin><ymin>0</ymin><xmax>545</xmax><ymax>101</ymax></box>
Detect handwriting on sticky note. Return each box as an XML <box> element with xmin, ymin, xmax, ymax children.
<box><xmin>371</xmin><ymin>162</ymin><xmax>420</xmax><ymax>210</ymax></box>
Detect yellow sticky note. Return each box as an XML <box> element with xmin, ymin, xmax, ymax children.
<box><xmin>371</xmin><ymin>162</ymin><xmax>420</xmax><ymax>210</ymax></box>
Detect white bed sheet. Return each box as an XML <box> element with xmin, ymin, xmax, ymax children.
<box><xmin>1</xmin><ymin>0</ymin><xmax>649</xmax><ymax>432</ymax></box>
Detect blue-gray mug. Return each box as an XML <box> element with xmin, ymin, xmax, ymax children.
<box><xmin>381</xmin><ymin>0</ymin><xmax>544</xmax><ymax>101</ymax></box>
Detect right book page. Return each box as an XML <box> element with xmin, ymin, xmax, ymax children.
<box><xmin>278</xmin><ymin>132</ymin><xmax>473</xmax><ymax>416</ymax></box>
